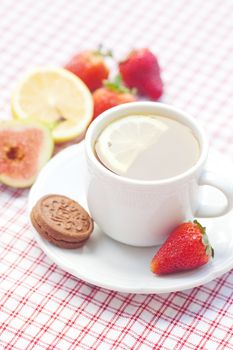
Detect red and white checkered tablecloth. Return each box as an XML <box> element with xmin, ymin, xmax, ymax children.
<box><xmin>0</xmin><ymin>0</ymin><xmax>233</xmax><ymax>349</ymax></box>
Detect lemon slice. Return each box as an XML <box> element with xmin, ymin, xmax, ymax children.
<box><xmin>95</xmin><ymin>115</ymin><xmax>168</xmax><ymax>175</ymax></box>
<box><xmin>11</xmin><ymin>67</ymin><xmax>93</xmax><ymax>143</ymax></box>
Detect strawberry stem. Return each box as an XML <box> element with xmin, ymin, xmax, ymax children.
<box><xmin>94</xmin><ymin>44</ymin><xmax>113</xmax><ymax>58</ymax></box>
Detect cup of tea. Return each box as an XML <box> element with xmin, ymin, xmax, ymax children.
<box><xmin>85</xmin><ymin>102</ymin><xmax>233</xmax><ymax>246</ymax></box>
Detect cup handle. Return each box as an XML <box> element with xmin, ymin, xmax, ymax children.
<box><xmin>196</xmin><ymin>170</ymin><xmax>233</xmax><ymax>218</ymax></box>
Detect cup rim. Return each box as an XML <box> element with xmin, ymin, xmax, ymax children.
<box><xmin>85</xmin><ymin>101</ymin><xmax>208</xmax><ymax>186</ymax></box>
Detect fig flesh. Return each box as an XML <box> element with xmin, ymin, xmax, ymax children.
<box><xmin>0</xmin><ymin>121</ymin><xmax>53</xmax><ymax>188</ymax></box>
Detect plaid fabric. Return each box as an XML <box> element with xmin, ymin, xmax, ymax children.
<box><xmin>0</xmin><ymin>0</ymin><xmax>233</xmax><ymax>349</ymax></box>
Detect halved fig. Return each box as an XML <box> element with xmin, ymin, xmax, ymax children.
<box><xmin>0</xmin><ymin>120</ymin><xmax>54</xmax><ymax>188</ymax></box>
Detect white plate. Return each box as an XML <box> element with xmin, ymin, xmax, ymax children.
<box><xmin>28</xmin><ymin>142</ymin><xmax>233</xmax><ymax>294</ymax></box>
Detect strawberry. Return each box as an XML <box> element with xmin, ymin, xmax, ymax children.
<box><xmin>65</xmin><ymin>47</ymin><xmax>111</xmax><ymax>91</ymax></box>
<box><xmin>93</xmin><ymin>75</ymin><xmax>137</xmax><ymax>119</ymax></box>
<box><xmin>119</xmin><ymin>48</ymin><xmax>163</xmax><ymax>100</ymax></box>
<box><xmin>150</xmin><ymin>220</ymin><xmax>214</xmax><ymax>275</ymax></box>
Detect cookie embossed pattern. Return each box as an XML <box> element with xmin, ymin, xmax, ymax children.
<box><xmin>43</xmin><ymin>196</ymin><xmax>91</xmax><ymax>233</ymax></box>
<box><xmin>30</xmin><ymin>195</ymin><xmax>93</xmax><ymax>248</ymax></box>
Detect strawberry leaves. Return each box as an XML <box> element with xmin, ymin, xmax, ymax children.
<box><xmin>104</xmin><ymin>75</ymin><xmax>136</xmax><ymax>94</ymax></box>
<box><xmin>194</xmin><ymin>220</ymin><xmax>214</xmax><ymax>258</ymax></box>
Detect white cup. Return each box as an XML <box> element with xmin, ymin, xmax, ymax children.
<box><xmin>85</xmin><ymin>102</ymin><xmax>233</xmax><ymax>247</ymax></box>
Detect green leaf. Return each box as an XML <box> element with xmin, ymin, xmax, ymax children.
<box><xmin>211</xmin><ymin>247</ymin><xmax>214</xmax><ymax>258</ymax></box>
<box><xmin>206</xmin><ymin>246</ymin><xmax>211</xmax><ymax>257</ymax></box>
<box><xmin>202</xmin><ymin>233</ymin><xmax>209</xmax><ymax>246</ymax></box>
<box><xmin>104</xmin><ymin>74</ymin><xmax>135</xmax><ymax>94</ymax></box>
<box><xmin>193</xmin><ymin>219</ymin><xmax>205</xmax><ymax>235</ymax></box>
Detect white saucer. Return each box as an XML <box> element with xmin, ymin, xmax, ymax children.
<box><xmin>28</xmin><ymin>142</ymin><xmax>233</xmax><ymax>294</ymax></box>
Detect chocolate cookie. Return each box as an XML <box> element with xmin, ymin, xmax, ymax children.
<box><xmin>30</xmin><ymin>194</ymin><xmax>93</xmax><ymax>248</ymax></box>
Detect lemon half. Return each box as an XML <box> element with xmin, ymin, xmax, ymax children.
<box><xmin>11</xmin><ymin>67</ymin><xmax>93</xmax><ymax>143</ymax></box>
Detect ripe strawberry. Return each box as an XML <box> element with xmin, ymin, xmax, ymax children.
<box><xmin>65</xmin><ymin>47</ymin><xmax>111</xmax><ymax>91</ymax></box>
<box><xmin>93</xmin><ymin>75</ymin><xmax>136</xmax><ymax>119</ymax></box>
<box><xmin>119</xmin><ymin>48</ymin><xmax>163</xmax><ymax>100</ymax></box>
<box><xmin>151</xmin><ymin>220</ymin><xmax>214</xmax><ymax>275</ymax></box>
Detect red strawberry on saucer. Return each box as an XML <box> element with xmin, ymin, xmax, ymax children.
<box><xmin>119</xmin><ymin>48</ymin><xmax>163</xmax><ymax>100</ymax></box>
<box><xmin>151</xmin><ymin>220</ymin><xmax>214</xmax><ymax>275</ymax></box>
